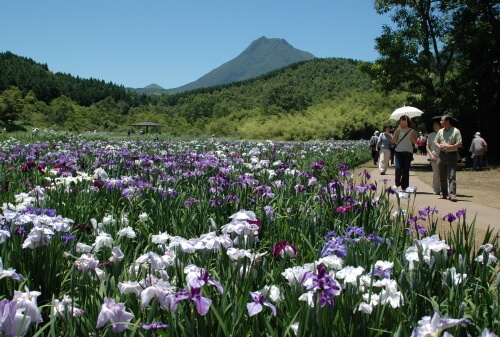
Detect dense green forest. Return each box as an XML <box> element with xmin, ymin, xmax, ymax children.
<box><xmin>0</xmin><ymin>52</ymin><xmax>405</xmax><ymax>140</ymax></box>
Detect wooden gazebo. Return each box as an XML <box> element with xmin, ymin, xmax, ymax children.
<box><xmin>131</xmin><ymin>122</ymin><xmax>162</xmax><ymax>134</ymax></box>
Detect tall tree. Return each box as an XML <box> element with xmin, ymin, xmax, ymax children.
<box><xmin>372</xmin><ymin>0</ymin><xmax>500</xmax><ymax>161</ymax></box>
<box><xmin>448</xmin><ymin>0</ymin><xmax>500</xmax><ymax>159</ymax></box>
<box><xmin>372</xmin><ymin>0</ymin><xmax>456</xmax><ymax>114</ymax></box>
<box><xmin>0</xmin><ymin>86</ymin><xmax>24</xmax><ymax>127</ymax></box>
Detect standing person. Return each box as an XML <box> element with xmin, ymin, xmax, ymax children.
<box><xmin>369</xmin><ymin>131</ymin><xmax>380</xmax><ymax>165</ymax></box>
<box><xmin>469</xmin><ymin>132</ymin><xmax>488</xmax><ymax>171</ymax></box>
<box><xmin>391</xmin><ymin>115</ymin><xmax>418</xmax><ymax>190</ymax></box>
<box><xmin>417</xmin><ymin>133</ymin><xmax>427</xmax><ymax>155</ymax></box>
<box><xmin>389</xmin><ymin>130</ymin><xmax>395</xmax><ymax>165</ymax></box>
<box><xmin>377</xmin><ymin>125</ymin><xmax>392</xmax><ymax>175</ymax></box>
<box><xmin>434</xmin><ymin>115</ymin><xmax>462</xmax><ymax>202</ymax></box>
<box><xmin>426</xmin><ymin>121</ymin><xmax>442</xmax><ymax>195</ymax></box>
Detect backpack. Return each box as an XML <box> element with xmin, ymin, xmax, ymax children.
<box><xmin>369</xmin><ymin>136</ymin><xmax>378</xmax><ymax>148</ymax></box>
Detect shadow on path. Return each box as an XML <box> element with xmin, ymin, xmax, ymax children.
<box><xmin>356</xmin><ymin>154</ymin><xmax>500</xmax><ymax>240</ymax></box>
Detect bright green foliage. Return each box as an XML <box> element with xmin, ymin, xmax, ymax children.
<box><xmin>2</xmin><ymin>55</ymin><xmax>408</xmax><ymax>140</ymax></box>
<box><xmin>0</xmin><ymin>86</ymin><xmax>24</xmax><ymax>127</ymax></box>
<box><xmin>370</xmin><ymin>0</ymin><xmax>500</xmax><ymax>161</ymax></box>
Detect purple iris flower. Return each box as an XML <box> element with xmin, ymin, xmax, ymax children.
<box><xmin>183</xmin><ymin>198</ymin><xmax>200</xmax><ymax>208</ymax></box>
<box><xmin>300</xmin><ymin>264</ymin><xmax>341</xmax><ymax>308</ymax></box>
<box><xmin>345</xmin><ymin>226</ymin><xmax>364</xmax><ymax>237</ymax></box>
<box><xmin>139</xmin><ymin>321</ymin><xmax>169</xmax><ymax>331</ymax></box>
<box><xmin>373</xmin><ymin>267</ymin><xmax>392</xmax><ymax>279</ymax></box>
<box><xmin>442</xmin><ymin>213</ymin><xmax>457</xmax><ymax>223</ymax></box>
<box><xmin>418</xmin><ymin>206</ymin><xmax>438</xmax><ymax>217</ymax></box>
<box><xmin>264</xmin><ymin>205</ymin><xmax>274</xmax><ymax>220</ymax></box>
<box><xmin>321</xmin><ymin>236</ymin><xmax>347</xmax><ymax>258</ymax></box>
<box><xmin>246</xmin><ymin>291</ymin><xmax>277</xmax><ymax>317</ymax></box>
<box><xmin>294</xmin><ymin>184</ymin><xmax>306</xmax><ymax>194</ymax></box>
<box><xmin>209</xmin><ymin>197</ymin><xmax>221</xmax><ymax>207</ymax></box>
<box><xmin>311</xmin><ymin>160</ymin><xmax>325</xmax><ymax>171</ymax></box>
<box><xmin>366</xmin><ymin>233</ymin><xmax>387</xmax><ymax>245</ymax></box>
<box><xmin>253</xmin><ymin>184</ymin><xmax>275</xmax><ymax>199</ymax></box>
<box><xmin>407</xmin><ymin>216</ymin><xmax>426</xmax><ymax>225</ymax></box>
<box><xmin>236</xmin><ymin>173</ymin><xmax>259</xmax><ymax>188</ymax></box>
<box><xmin>61</xmin><ymin>233</ymin><xmax>77</xmax><ymax>244</ymax></box>
<box><xmin>386</xmin><ymin>186</ymin><xmax>397</xmax><ymax>194</ymax></box>
<box><xmin>456</xmin><ymin>209</ymin><xmax>466</xmax><ymax>219</ymax></box>
<box><xmin>324</xmin><ymin>231</ymin><xmax>338</xmax><ymax>240</ymax></box>
<box><xmin>224</xmin><ymin>193</ymin><xmax>240</xmax><ymax>204</ymax></box>
<box><xmin>171</xmin><ymin>287</ymin><xmax>212</xmax><ymax>316</ymax></box>
<box><xmin>337</xmin><ymin>163</ymin><xmax>349</xmax><ymax>172</ymax></box>
<box><xmin>188</xmin><ymin>269</ymin><xmax>224</xmax><ymax>295</ymax></box>
<box><xmin>357</xmin><ymin>169</ymin><xmax>371</xmax><ymax>181</ymax></box>
<box><xmin>407</xmin><ymin>225</ymin><xmax>427</xmax><ymax>236</ymax></box>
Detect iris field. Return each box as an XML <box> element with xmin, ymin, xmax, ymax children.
<box><xmin>0</xmin><ymin>132</ymin><xmax>498</xmax><ymax>336</ymax></box>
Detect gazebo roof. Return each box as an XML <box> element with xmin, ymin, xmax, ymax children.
<box><xmin>131</xmin><ymin>122</ymin><xmax>162</xmax><ymax>127</ymax></box>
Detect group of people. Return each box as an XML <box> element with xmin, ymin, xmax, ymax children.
<box><xmin>370</xmin><ymin>114</ymin><xmax>488</xmax><ymax>202</ymax></box>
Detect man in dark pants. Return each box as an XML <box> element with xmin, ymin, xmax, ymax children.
<box><xmin>434</xmin><ymin>115</ymin><xmax>462</xmax><ymax>202</ymax></box>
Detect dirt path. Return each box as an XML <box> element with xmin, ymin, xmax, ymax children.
<box><xmin>355</xmin><ymin>154</ymin><xmax>500</xmax><ymax>243</ymax></box>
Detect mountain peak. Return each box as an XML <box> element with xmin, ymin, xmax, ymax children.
<box><xmin>170</xmin><ymin>37</ymin><xmax>315</xmax><ymax>92</ymax></box>
<box><xmin>144</xmin><ymin>83</ymin><xmax>164</xmax><ymax>89</ymax></box>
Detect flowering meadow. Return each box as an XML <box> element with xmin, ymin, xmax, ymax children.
<box><xmin>0</xmin><ymin>133</ymin><xmax>498</xmax><ymax>337</ymax></box>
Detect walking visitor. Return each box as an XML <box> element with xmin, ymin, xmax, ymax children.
<box><xmin>377</xmin><ymin>125</ymin><xmax>392</xmax><ymax>175</ymax></box>
<box><xmin>469</xmin><ymin>132</ymin><xmax>487</xmax><ymax>171</ymax></box>
<box><xmin>369</xmin><ymin>131</ymin><xmax>380</xmax><ymax>165</ymax></box>
<box><xmin>391</xmin><ymin>115</ymin><xmax>418</xmax><ymax>190</ymax></box>
<box><xmin>426</xmin><ymin>121</ymin><xmax>442</xmax><ymax>195</ymax></box>
<box><xmin>434</xmin><ymin>115</ymin><xmax>462</xmax><ymax>202</ymax></box>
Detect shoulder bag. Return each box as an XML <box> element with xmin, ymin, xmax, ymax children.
<box><xmin>392</xmin><ymin>128</ymin><xmax>412</xmax><ymax>149</ymax></box>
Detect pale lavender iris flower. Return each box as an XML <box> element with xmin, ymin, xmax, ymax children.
<box><xmin>246</xmin><ymin>291</ymin><xmax>277</xmax><ymax>317</ymax></box>
<box><xmin>96</xmin><ymin>297</ymin><xmax>134</xmax><ymax>333</ymax></box>
<box><xmin>410</xmin><ymin>309</ymin><xmax>470</xmax><ymax>337</ymax></box>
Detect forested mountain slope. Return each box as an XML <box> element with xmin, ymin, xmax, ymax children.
<box><xmin>1</xmin><ymin>51</ymin><xmax>405</xmax><ymax>140</ymax></box>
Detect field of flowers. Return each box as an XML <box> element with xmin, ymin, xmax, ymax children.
<box><xmin>0</xmin><ymin>133</ymin><xmax>498</xmax><ymax>337</ymax></box>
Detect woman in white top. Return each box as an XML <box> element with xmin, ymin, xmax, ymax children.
<box><xmin>391</xmin><ymin>115</ymin><xmax>418</xmax><ymax>190</ymax></box>
<box><xmin>426</xmin><ymin>121</ymin><xmax>442</xmax><ymax>194</ymax></box>
<box><xmin>377</xmin><ymin>125</ymin><xmax>392</xmax><ymax>174</ymax></box>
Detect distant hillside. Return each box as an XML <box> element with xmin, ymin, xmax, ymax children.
<box><xmin>0</xmin><ymin>51</ymin><xmax>128</xmax><ymax>106</ymax></box>
<box><xmin>133</xmin><ymin>36</ymin><xmax>316</xmax><ymax>94</ymax></box>
<box><xmin>1</xmin><ymin>49</ymin><xmax>406</xmax><ymax>142</ymax></box>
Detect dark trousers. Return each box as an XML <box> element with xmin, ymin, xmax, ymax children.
<box><xmin>472</xmin><ymin>155</ymin><xmax>484</xmax><ymax>171</ymax></box>
<box><xmin>371</xmin><ymin>148</ymin><xmax>379</xmax><ymax>164</ymax></box>
<box><xmin>438</xmin><ymin>152</ymin><xmax>457</xmax><ymax>197</ymax></box>
<box><xmin>395</xmin><ymin>151</ymin><xmax>412</xmax><ymax>189</ymax></box>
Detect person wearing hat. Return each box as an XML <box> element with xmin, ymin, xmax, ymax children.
<box><xmin>434</xmin><ymin>115</ymin><xmax>462</xmax><ymax>201</ymax></box>
<box><xmin>469</xmin><ymin>132</ymin><xmax>487</xmax><ymax>171</ymax></box>
<box><xmin>369</xmin><ymin>131</ymin><xmax>380</xmax><ymax>165</ymax></box>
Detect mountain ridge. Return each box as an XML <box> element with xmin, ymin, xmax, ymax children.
<box><xmin>133</xmin><ymin>36</ymin><xmax>315</xmax><ymax>94</ymax></box>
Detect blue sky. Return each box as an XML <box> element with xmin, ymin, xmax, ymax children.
<box><xmin>1</xmin><ymin>1</ymin><xmax>392</xmax><ymax>89</ymax></box>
